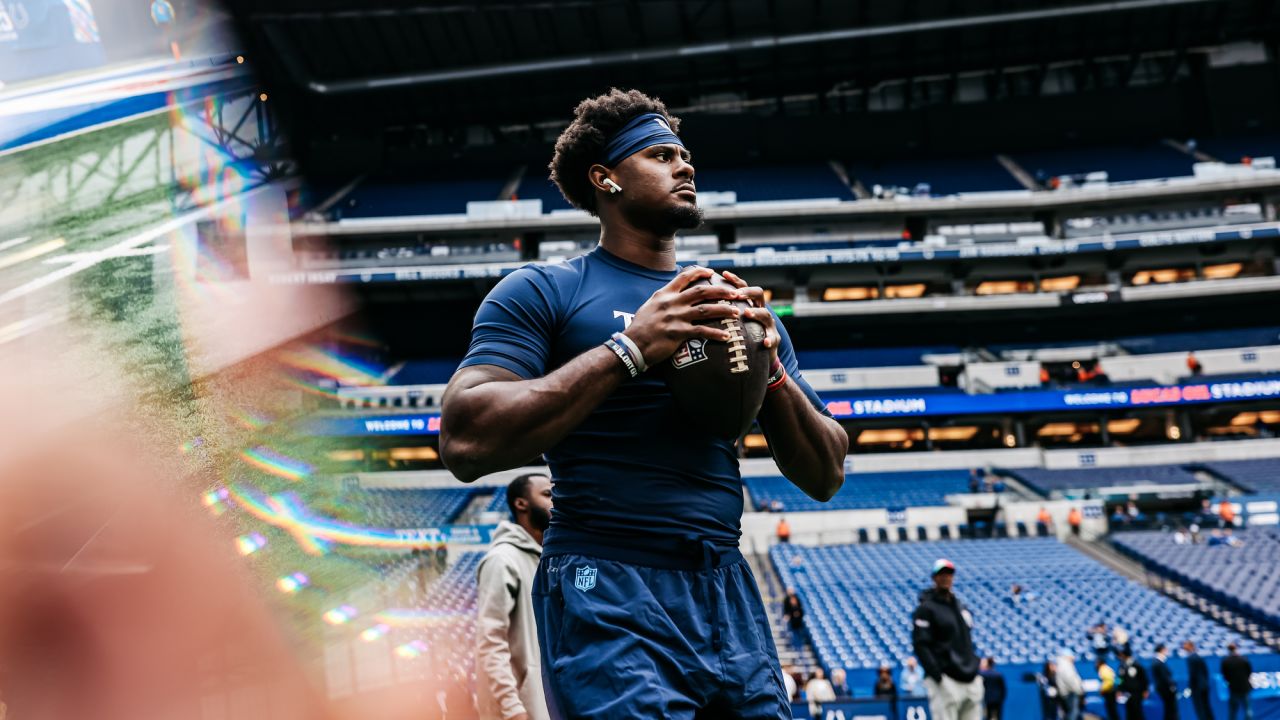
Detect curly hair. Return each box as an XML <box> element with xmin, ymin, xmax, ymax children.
<box><xmin>548</xmin><ymin>88</ymin><xmax>682</xmax><ymax>216</ymax></box>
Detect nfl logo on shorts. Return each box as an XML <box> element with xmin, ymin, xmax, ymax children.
<box><xmin>575</xmin><ymin>566</ymin><xmax>597</xmax><ymax>592</ymax></box>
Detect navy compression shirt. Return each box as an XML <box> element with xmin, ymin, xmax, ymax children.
<box><xmin>459</xmin><ymin>245</ymin><xmax>826</xmax><ymax>544</ymax></box>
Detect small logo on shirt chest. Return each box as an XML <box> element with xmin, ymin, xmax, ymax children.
<box><xmin>612</xmin><ymin>310</ymin><xmax>635</xmax><ymax>329</ymax></box>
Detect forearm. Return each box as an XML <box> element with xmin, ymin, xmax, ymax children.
<box><xmin>442</xmin><ymin>347</ymin><xmax>626</xmax><ymax>481</ymax></box>
<box><xmin>759</xmin><ymin>380</ymin><xmax>848</xmax><ymax>501</ymax></box>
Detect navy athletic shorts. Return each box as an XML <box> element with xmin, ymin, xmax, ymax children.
<box><xmin>531</xmin><ymin>532</ymin><xmax>791</xmax><ymax>720</ymax></box>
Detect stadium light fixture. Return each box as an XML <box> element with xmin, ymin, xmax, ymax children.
<box><xmin>857</xmin><ymin>428</ymin><xmax>916</xmax><ymax>444</ymax></box>
<box><xmin>976</xmin><ymin>280</ymin><xmax>1034</xmax><ymax>296</ymax></box>
<box><xmin>884</xmin><ymin>284</ymin><xmax>927</xmax><ymax>299</ymax></box>
<box><xmin>388</xmin><ymin>446</ymin><xmax>438</xmax><ymax>461</ymax></box>
<box><xmin>1106</xmin><ymin>419</ymin><xmax>1142</xmax><ymax>434</ymax></box>
<box><xmin>1202</xmin><ymin>263</ymin><xmax>1243</xmax><ymax>280</ymax></box>
<box><xmin>1132</xmin><ymin>267</ymin><xmax>1195</xmax><ymax>285</ymax></box>
<box><xmin>1040</xmin><ymin>275</ymin><xmax>1081</xmax><ymax>292</ymax></box>
<box><xmin>928</xmin><ymin>426</ymin><xmax>980</xmax><ymax>441</ymax></box>
<box><xmin>822</xmin><ymin>286</ymin><xmax>879</xmax><ymax>302</ymax></box>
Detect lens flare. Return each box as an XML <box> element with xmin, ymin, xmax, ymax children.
<box><xmin>276</xmin><ymin>572</ymin><xmax>310</xmax><ymax>594</ymax></box>
<box><xmin>359</xmin><ymin>623</ymin><xmax>390</xmax><ymax>642</ymax></box>
<box><xmin>235</xmin><ymin>532</ymin><xmax>267</xmax><ymax>555</ymax></box>
<box><xmin>394</xmin><ymin>640</ymin><xmax>429</xmax><ymax>659</ymax></box>
<box><xmin>323</xmin><ymin>605</ymin><xmax>358</xmax><ymax>625</ymax></box>
<box><xmin>225</xmin><ymin>484</ymin><xmax>444</xmax><ymax>553</ymax></box>
<box><xmin>239</xmin><ymin>445</ymin><xmax>312</xmax><ymax>481</ymax></box>
<box><xmin>201</xmin><ymin>486</ymin><xmax>231</xmax><ymax>515</ymax></box>
<box><xmin>373</xmin><ymin>608</ymin><xmax>471</xmax><ymax>628</ymax></box>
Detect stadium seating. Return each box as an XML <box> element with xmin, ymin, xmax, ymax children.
<box><xmin>1061</xmin><ymin>205</ymin><xmax>1263</xmax><ymax>238</ymax></box>
<box><xmin>331</xmin><ymin>177</ymin><xmax>508</xmax><ymax>218</ymax></box>
<box><xmin>387</xmin><ymin>360</ymin><xmax>459</xmax><ymax>386</ymax></box>
<box><xmin>1112</xmin><ymin>529</ymin><xmax>1280</xmax><ymax>629</ymax></box>
<box><xmin>693</xmin><ymin>164</ymin><xmax>855</xmax><ymax>203</ymax></box>
<box><xmin>346</xmin><ymin>487</ymin><xmax>475</xmax><ymax>528</ymax></box>
<box><xmin>745</xmin><ymin>470</ymin><xmax>971</xmax><ymax>512</ymax></box>
<box><xmin>479</xmin><ymin>490</ymin><xmax>510</xmax><ymax>516</ymax></box>
<box><xmin>1014</xmin><ymin>143</ymin><xmax>1195</xmax><ymax>183</ymax></box>
<box><xmin>1198</xmin><ymin>458</ymin><xmax>1280</xmax><ymax>494</ymax></box>
<box><xmin>1196</xmin><ymin>133</ymin><xmax>1280</xmax><ymax>165</ymax></box>
<box><xmin>796</xmin><ymin>346</ymin><xmax>961</xmax><ymax>369</ymax></box>
<box><xmin>849</xmin><ymin>155</ymin><xmax>1024</xmax><ymax>196</ymax></box>
<box><xmin>385</xmin><ymin>551</ymin><xmax>482</xmax><ymax>683</ymax></box>
<box><xmin>1002</xmin><ymin>465</ymin><xmax>1203</xmax><ymax>496</ymax></box>
<box><xmin>772</xmin><ymin>538</ymin><xmax>1261</xmax><ymax>675</ymax></box>
<box><xmin>516</xmin><ymin>177</ymin><xmax>574</xmax><ymax>213</ymax></box>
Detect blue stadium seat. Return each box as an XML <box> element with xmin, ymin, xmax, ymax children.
<box><xmin>332</xmin><ymin>177</ymin><xmax>507</xmax><ymax>218</ymax></box>
<box><xmin>849</xmin><ymin>155</ymin><xmax>1023</xmax><ymax>196</ymax></box>
<box><xmin>1195</xmin><ymin>133</ymin><xmax>1280</xmax><ymax>165</ymax></box>
<box><xmin>771</xmin><ymin>538</ymin><xmax>1261</xmax><ymax>677</ymax></box>
<box><xmin>796</xmin><ymin>346</ymin><xmax>960</xmax><ymax>369</ymax></box>
<box><xmin>1014</xmin><ymin>142</ymin><xmax>1194</xmax><ymax>183</ymax></box>
<box><xmin>381</xmin><ymin>551</ymin><xmax>483</xmax><ymax>683</ymax></box>
<box><xmin>745</xmin><ymin>470</ymin><xmax>970</xmax><ymax>512</ymax></box>
<box><xmin>1004</xmin><ymin>465</ymin><xmax>1201</xmax><ymax>496</ymax></box>
<box><xmin>1112</xmin><ymin>529</ymin><xmax>1280</xmax><ymax>629</ymax></box>
<box><xmin>694</xmin><ymin>164</ymin><xmax>854</xmax><ymax>202</ymax></box>
<box><xmin>345</xmin><ymin>487</ymin><xmax>476</xmax><ymax>528</ymax></box>
<box><xmin>1198</xmin><ymin>459</ymin><xmax>1280</xmax><ymax>494</ymax></box>
<box><xmin>480</xmin><ymin>491</ymin><xmax>510</xmax><ymax>516</ymax></box>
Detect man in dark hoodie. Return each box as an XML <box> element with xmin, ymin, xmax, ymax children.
<box><xmin>476</xmin><ymin>473</ymin><xmax>554</xmax><ymax>720</ymax></box>
<box><xmin>912</xmin><ymin>559</ymin><xmax>983</xmax><ymax>720</ymax></box>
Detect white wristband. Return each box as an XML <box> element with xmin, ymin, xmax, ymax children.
<box><xmin>612</xmin><ymin>332</ymin><xmax>648</xmax><ymax>374</ymax></box>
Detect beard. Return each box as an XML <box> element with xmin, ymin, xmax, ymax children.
<box><xmin>528</xmin><ymin>504</ymin><xmax>552</xmax><ymax>532</ymax></box>
<box><xmin>665</xmin><ymin>202</ymin><xmax>704</xmax><ymax>230</ymax></box>
<box><xmin>624</xmin><ymin>198</ymin><xmax>704</xmax><ymax>235</ymax></box>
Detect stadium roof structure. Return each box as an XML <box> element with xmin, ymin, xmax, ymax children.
<box><xmin>225</xmin><ymin>0</ymin><xmax>1280</xmax><ymax>174</ymax></box>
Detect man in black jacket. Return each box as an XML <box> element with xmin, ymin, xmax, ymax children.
<box><xmin>1221</xmin><ymin>643</ymin><xmax>1253</xmax><ymax>720</ymax></box>
<box><xmin>1152</xmin><ymin>644</ymin><xmax>1179</xmax><ymax>720</ymax></box>
<box><xmin>912</xmin><ymin>559</ymin><xmax>983</xmax><ymax>720</ymax></box>
<box><xmin>1184</xmin><ymin>641</ymin><xmax>1213</xmax><ymax>720</ymax></box>
<box><xmin>1118</xmin><ymin>647</ymin><xmax>1150</xmax><ymax>720</ymax></box>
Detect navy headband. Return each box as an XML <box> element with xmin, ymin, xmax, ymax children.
<box><xmin>601</xmin><ymin>112</ymin><xmax>684</xmax><ymax>167</ymax></box>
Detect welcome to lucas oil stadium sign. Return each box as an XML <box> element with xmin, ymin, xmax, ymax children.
<box><xmin>823</xmin><ymin>377</ymin><xmax>1280</xmax><ymax>420</ymax></box>
<box><xmin>299</xmin><ymin>376</ymin><xmax>1280</xmax><ymax>437</ymax></box>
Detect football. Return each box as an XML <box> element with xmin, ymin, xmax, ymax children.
<box><xmin>659</xmin><ymin>272</ymin><xmax>772</xmax><ymax>440</ymax></box>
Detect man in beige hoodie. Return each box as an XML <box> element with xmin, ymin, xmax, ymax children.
<box><xmin>476</xmin><ymin>473</ymin><xmax>553</xmax><ymax>720</ymax></box>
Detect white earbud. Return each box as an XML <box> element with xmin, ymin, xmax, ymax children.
<box><xmin>603</xmin><ymin>178</ymin><xmax>623</xmax><ymax>194</ymax></box>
